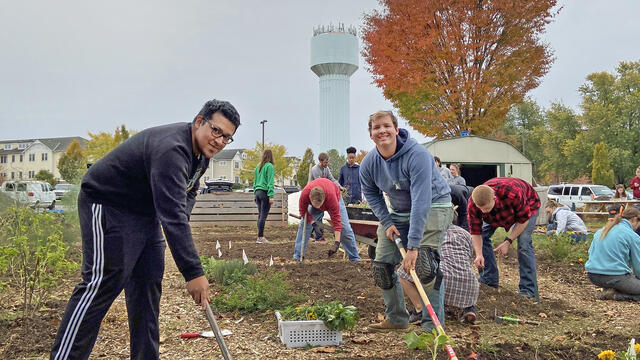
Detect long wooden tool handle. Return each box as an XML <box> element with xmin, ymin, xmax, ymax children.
<box><xmin>205</xmin><ymin>303</ymin><xmax>233</xmax><ymax>360</ymax></box>
<box><xmin>395</xmin><ymin>238</ymin><xmax>458</xmax><ymax>360</ymax></box>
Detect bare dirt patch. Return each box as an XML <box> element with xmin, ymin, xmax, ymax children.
<box><xmin>1</xmin><ymin>224</ymin><xmax>638</xmax><ymax>359</ymax></box>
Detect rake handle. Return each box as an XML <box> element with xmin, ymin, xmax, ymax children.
<box><xmin>205</xmin><ymin>303</ymin><xmax>233</xmax><ymax>360</ymax></box>
<box><xmin>395</xmin><ymin>238</ymin><xmax>458</xmax><ymax>360</ymax></box>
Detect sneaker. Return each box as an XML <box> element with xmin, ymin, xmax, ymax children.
<box><xmin>517</xmin><ymin>291</ymin><xmax>535</xmax><ymax>298</ymax></box>
<box><xmin>596</xmin><ymin>288</ymin><xmax>617</xmax><ymax>300</ymax></box>
<box><xmin>256</xmin><ymin>238</ymin><xmax>264</xmax><ymax>243</ymax></box>
<box><xmin>315</xmin><ymin>237</ymin><xmax>326</xmax><ymax>242</ymax></box>
<box><xmin>368</xmin><ymin>319</ymin><xmax>409</xmax><ymax>332</ymax></box>
<box><xmin>408</xmin><ymin>309</ymin><xmax>422</xmax><ymax>324</ymax></box>
<box><xmin>461</xmin><ymin>306</ymin><xmax>476</xmax><ymax>324</ymax></box>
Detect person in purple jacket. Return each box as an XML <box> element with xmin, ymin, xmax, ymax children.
<box><xmin>50</xmin><ymin>100</ymin><xmax>240</xmax><ymax>360</ymax></box>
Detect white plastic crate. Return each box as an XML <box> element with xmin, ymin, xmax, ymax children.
<box><xmin>274</xmin><ymin>311</ymin><xmax>342</xmax><ymax>347</ymax></box>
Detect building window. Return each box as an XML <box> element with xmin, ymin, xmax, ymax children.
<box><xmin>234</xmin><ymin>161</ymin><xmax>239</xmax><ymax>169</ymax></box>
<box><xmin>19</xmin><ymin>154</ymin><xmax>23</xmax><ymax>162</ymax></box>
<box><xmin>242</xmin><ymin>153</ymin><xmax>247</xmax><ymax>159</ymax></box>
<box><xmin>3</xmin><ymin>144</ymin><xmax>11</xmax><ymax>150</ymax></box>
<box><xmin>29</xmin><ymin>154</ymin><xmax>35</xmax><ymax>162</ymax></box>
<box><xmin>11</xmin><ymin>172</ymin><xmax>15</xmax><ymax>179</ymax></box>
<box><xmin>11</xmin><ymin>155</ymin><xmax>15</xmax><ymax>162</ymax></box>
<box><xmin>18</xmin><ymin>143</ymin><xmax>28</xmax><ymax>149</ymax></box>
<box><xmin>235</xmin><ymin>176</ymin><xmax>240</xmax><ymax>183</ymax></box>
<box><xmin>18</xmin><ymin>171</ymin><xmax>23</xmax><ymax>179</ymax></box>
<box><xmin>219</xmin><ymin>161</ymin><xmax>226</xmax><ymax>166</ymax></box>
<box><xmin>28</xmin><ymin>171</ymin><xmax>35</xmax><ymax>179</ymax></box>
<box><xmin>0</xmin><ymin>156</ymin><xmax>6</xmax><ymax>163</ymax></box>
<box><xmin>42</xmin><ymin>153</ymin><xmax>48</xmax><ymax>161</ymax></box>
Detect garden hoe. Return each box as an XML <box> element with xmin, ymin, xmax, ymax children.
<box><xmin>394</xmin><ymin>237</ymin><xmax>459</xmax><ymax>360</ymax></box>
<box><xmin>205</xmin><ymin>302</ymin><xmax>233</xmax><ymax>360</ymax></box>
<box><xmin>494</xmin><ymin>308</ymin><xmax>540</xmax><ymax>325</ymax></box>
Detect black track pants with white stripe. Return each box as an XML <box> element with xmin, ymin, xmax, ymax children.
<box><xmin>50</xmin><ymin>191</ymin><xmax>166</xmax><ymax>360</ymax></box>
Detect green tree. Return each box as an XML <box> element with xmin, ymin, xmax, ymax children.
<box><xmin>57</xmin><ymin>140</ymin><xmax>87</xmax><ymax>184</ymax></box>
<box><xmin>296</xmin><ymin>148</ymin><xmax>315</xmax><ymax>189</ymax></box>
<box><xmin>239</xmin><ymin>142</ymin><xmax>295</xmax><ymax>186</ymax></box>
<box><xmin>34</xmin><ymin>170</ymin><xmax>58</xmax><ymax>187</ymax></box>
<box><xmin>327</xmin><ymin>149</ymin><xmax>346</xmax><ymax>180</ymax></box>
<box><xmin>592</xmin><ymin>142</ymin><xmax>614</xmax><ymax>187</ymax></box>
<box><xmin>85</xmin><ymin>125</ymin><xmax>135</xmax><ymax>163</ymax></box>
<box><xmin>538</xmin><ymin>103</ymin><xmax>582</xmax><ymax>183</ymax></box>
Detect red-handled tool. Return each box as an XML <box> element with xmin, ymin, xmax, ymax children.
<box><xmin>180</xmin><ymin>331</ymin><xmax>215</xmax><ymax>339</ymax></box>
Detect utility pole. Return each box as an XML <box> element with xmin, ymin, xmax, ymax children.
<box><xmin>260</xmin><ymin>120</ymin><xmax>268</xmax><ymax>151</ymax></box>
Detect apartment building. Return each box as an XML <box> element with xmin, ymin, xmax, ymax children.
<box><xmin>0</xmin><ymin>137</ymin><xmax>87</xmax><ymax>182</ymax></box>
<box><xmin>208</xmin><ymin>148</ymin><xmax>247</xmax><ymax>183</ymax></box>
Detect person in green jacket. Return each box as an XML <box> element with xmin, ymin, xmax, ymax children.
<box><xmin>254</xmin><ymin>149</ymin><xmax>275</xmax><ymax>243</ymax></box>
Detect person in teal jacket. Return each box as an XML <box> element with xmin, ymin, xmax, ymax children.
<box><xmin>254</xmin><ymin>149</ymin><xmax>275</xmax><ymax>243</ymax></box>
<box><xmin>585</xmin><ymin>207</ymin><xmax>640</xmax><ymax>301</ymax></box>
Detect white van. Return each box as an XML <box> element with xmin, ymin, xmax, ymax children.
<box><xmin>0</xmin><ymin>181</ymin><xmax>57</xmax><ymax>209</ymax></box>
<box><xmin>547</xmin><ymin>184</ymin><xmax>614</xmax><ymax>208</ymax></box>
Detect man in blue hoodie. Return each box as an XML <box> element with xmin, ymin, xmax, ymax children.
<box><xmin>360</xmin><ymin>110</ymin><xmax>453</xmax><ymax>332</ymax></box>
<box><xmin>50</xmin><ymin>100</ymin><xmax>240</xmax><ymax>359</ymax></box>
<box><xmin>338</xmin><ymin>146</ymin><xmax>362</xmax><ymax>204</ymax></box>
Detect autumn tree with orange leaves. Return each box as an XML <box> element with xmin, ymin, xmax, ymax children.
<box><xmin>362</xmin><ymin>0</ymin><xmax>559</xmax><ymax>138</ymax></box>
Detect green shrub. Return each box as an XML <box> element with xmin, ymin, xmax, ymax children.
<box><xmin>60</xmin><ymin>186</ymin><xmax>81</xmax><ymax>245</ymax></box>
<box><xmin>535</xmin><ymin>233</ymin><xmax>590</xmax><ymax>262</ymax></box>
<box><xmin>213</xmin><ymin>270</ymin><xmax>303</xmax><ymax>313</ymax></box>
<box><xmin>0</xmin><ymin>207</ymin><xmax>79</xmax><ymax>317</ymax></box>
<box><xmin>200</xmin><ymin>257</ymin><xmax>257</xmax><ymax>286</ymax></box>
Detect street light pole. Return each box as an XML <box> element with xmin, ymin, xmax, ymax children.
<box><xmin>260</xmin><ymin>120</ymin><xmax>268</xmax><ymax>151</ymax></box>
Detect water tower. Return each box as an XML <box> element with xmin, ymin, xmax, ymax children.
<box><xmin>310</xmin><ymin>23</ymin><xmax>359</xmax><ymax>153</ymax></box>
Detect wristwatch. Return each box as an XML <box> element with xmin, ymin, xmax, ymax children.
<box><xmin>504</xmin><ymin>237</ymin><xmax>513</xmax><ymax>245</ymax></box>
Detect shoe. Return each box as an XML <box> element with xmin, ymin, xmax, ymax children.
<box><xmin>408</xmin><ymin>309</ymin><xmax>422</xmax><ymax>324</ymax></box>
<box><xmin>256</xmin><ymin>238</ymin><xmax>264</xmax><ymax>243</ymax></box>
<box><xmin>461</xmin><ymin>306</ymin><xmax>476</xmax><ymax>324</ymax></box>
<box><xmin>256</xmin><ymin>237</ymin><xmax>269</xmax><ymax>244</ymax></box>
<box><xmin>368</xmin><ymin>319</ymin><xmax>409</xmax><ymax>332</ymax></box>
<box><xmin>596</xmin><ymin>288</ymin><xmax>617</xmax><ymax>300</ymax></box>
<box><xmin>517</xmin><ymin>291</ymin><xmax>535</xmax><ymax>298</ymax></box>
<box><xmin>315</xmin><ymin>237</ymin><xmax>326</xmax><ymax>242</ymax></box>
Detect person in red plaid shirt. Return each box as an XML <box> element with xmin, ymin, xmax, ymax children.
<box><xmin>468</xmin><ymin>177</ymin><xmax>540</xmax><ymax>298</ymax></box>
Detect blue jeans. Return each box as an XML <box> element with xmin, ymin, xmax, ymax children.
<box><xmin>293</xmin><ymin>197</ymin><xmax>361</xmax><ymax>262</ymax></box>
<box><xmin>374</xmin><ymin>206</ymin><xmax>453</xmax><ymax>331</ymax></box>
<box><xmin>479</xmin><ymin>211</ymin><xmax>539</xmax><ymax>296</ymax></box>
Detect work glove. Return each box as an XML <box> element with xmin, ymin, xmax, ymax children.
<box><xmin>327</xmin><ymin>241</ymin><xmax>340</xmax><ymax>257</ymax></box>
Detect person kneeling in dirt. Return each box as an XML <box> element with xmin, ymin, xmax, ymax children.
<box><xmin>397</xmin><ymin>222</ymin><xmax>479</xmax><ymax>324</ymax></box>
<box><xmin>360</xmin><ymin>110</ymin><xmax>453</xmax><ymax>332</ymax></box>
<box><xmin>50</xmin><ymin>100</ymin><xmax>240</xmax><ymax>359</ymax></box>
<box><xmin>585</xmin><ymin>206</ymin><xmax>640</xmax><ymax>302</ymax></box>
<box><xmin>545</xmin><ymin>200</ymin><xmax>588</xmax><ymax>242</ymax></box>
<box><xmin>293</xmin><ymin>177</ymin><xmax>361</xmax><ymax>262</ymax></box>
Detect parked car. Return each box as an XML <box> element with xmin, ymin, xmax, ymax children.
<box><xmin>53</xmin><ymin>183</ymin><xmax>75</xmax><ymax>200</ymax></box>
<box><xmin>0</xmin><ymin>180</ymin><xmax>57</xmax><ymax>209</ymax></box>
<box><xmin>547</xmin><ymin>183</ymin><xmax>614</xmax><ymax>208</ymax></box>
<box><xmin>283</xmin><ymin>186</ymin><xmax>300</xmax><ymax>194</ymax></box>
<box><xmin>201</xmin><ymin>179</ymin><xmax>234</xmax><ymax>193</ymax></box>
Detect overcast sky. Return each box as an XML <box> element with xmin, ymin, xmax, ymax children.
<box><xmin>1</xmin><ymin>0</ymin><xmax>639</xmax><ymax>158</ymax></box>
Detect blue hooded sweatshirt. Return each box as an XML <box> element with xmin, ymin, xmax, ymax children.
<box><xmin>360</xmin><ymin>128</ymin><xmax>451</xmax><ymax>249</ymax></box>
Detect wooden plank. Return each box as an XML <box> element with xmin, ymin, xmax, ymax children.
<box><xmin>190</xmin><ymin>221</ymin><xmax>282</xmax><ymax>227</ymax></box>
<box><xmin>191</xmin><ymin>207</ymin><xmax>284</xmax><ymax>215</ymax></box>
<box><xmin>190</xmin><ymin>214</ymin><xmax>283</xmax><ymax>221</ymax></box>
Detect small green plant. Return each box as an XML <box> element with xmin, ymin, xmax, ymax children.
<box><xmin>213</xmin><ymin>270</ymin><xmax>303</xmax><ymax>313</ymax></box>
<box><xmin>0</xmin><ymin>207</ymin><xmax>79</xmax><ymax>317</ymax></box>
<box><xmin>403</xmin><ymin>329</ymin><xmax>453</xmax><ymax>360</ymax></box>
<box><xmin>476</xmin><ymin>338</ymin><xmax>499</xmax><ymax>360</ymax></box>
<box><xmin>279</xmin><ymin>301</ymin><xmax>360</xmax><ymax>331</ymax></box>
<box><xmin>200</xmin><ymin>257</ymin><xmax>257</xmax><ymax>286</ymax></box>
<box><xmin>535</xmin><ymin>233</ymin><xmax>590</xmax><ymax>262</ymax></box>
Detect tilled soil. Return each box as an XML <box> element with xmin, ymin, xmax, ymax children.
<box><xmin>1</xmin><ymin>224</ymin><xmax>638</xmax><ymax>359</ymax></box>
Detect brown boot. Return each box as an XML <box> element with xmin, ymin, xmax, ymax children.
<box><xmin>368</xmin><ymin>319</ymin><xmax>409</xmax><ymax>332</ymax></box>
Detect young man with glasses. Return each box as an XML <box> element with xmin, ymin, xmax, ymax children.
<box><xmin>50</xmin><ymin>99</ymin><xmax>240</xmax><ymax>359</ymax></box>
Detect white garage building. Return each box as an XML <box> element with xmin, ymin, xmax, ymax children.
<box><xmin>424</xmin><ymin>136</ymin><xmax>534</xmax><ymax>187</ymax></box>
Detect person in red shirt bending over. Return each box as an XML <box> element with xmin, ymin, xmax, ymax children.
<box><xmin>468</xmin><ymin>177</ymin><xmax>541</xmax><ymax>299</ymax></box>
<box><xmin>293</xmin><ymin>178</ymin><xmax>361</xmax><ymax>262</ymax></box>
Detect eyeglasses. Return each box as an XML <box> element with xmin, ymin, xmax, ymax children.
<box><xmin>205</xmin><ymin>120</ymin><xmax>234</xmax><ymax>144</ymax></box>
